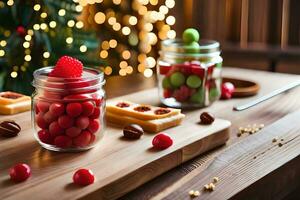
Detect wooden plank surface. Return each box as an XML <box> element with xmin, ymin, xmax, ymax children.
<box><xmin>123</xmin><ymin>67</ymin><xmax>300</xmax><ymax>199</ymax></box>
<box><xmin>0</xmin><ymin>90</ymin><xmax>230</xmax><ymax>200</ymax></box>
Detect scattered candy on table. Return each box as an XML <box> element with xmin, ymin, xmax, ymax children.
<box><xmin>152</xmin><ymin>133</ymin><xmax>173</xmax><ymax>150</ymax></box>
<box><xmin>73</xmin><ymin>169</ymin><xmax>95</xmax><ymax>186</ymax></box>
<box><xmin>9</xmin><ymin>163</ymin><xmax>31</xmax><ymax>182</ymax></box>
<box><xmin>221</xmin><ymin>82</ymin><xmax>235</xmax><ymax>99</ymax></box>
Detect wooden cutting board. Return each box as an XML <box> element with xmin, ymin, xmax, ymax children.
<box><xmin>0</xmin><ymin>89</ymin><xmax>230</xmax><ymax>200</ymax></box>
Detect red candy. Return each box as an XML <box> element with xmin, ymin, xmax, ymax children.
<box><xmin>163</xmin><ymin>89</ymin><xmax>173</xmax><ymax>98</ymax></box>
<box><xmin>36</xmin><ymin>113</ymin><xmax>49</xmax><ymax>129</ymax></box>
<box><xmin>36</xmin><ymin>101</ymin><xmax>50</xmax><ymax>113</ymax></box>
<box><xmin>172</xmin><ymin>85</ymin><xmax>191</xmax><ymax>102</ymax></box>
<box><xmin>81</xmin><ymin>101</ymin><xmax>95</xmax><ymax>116</ymax></box>
<box><xmin>73</xmin><ymin>131</ymin><xmax>92</xmax><ymax>147</ymax></box>
<box><xmin>66</xmin><ymin>127</ymin><xmax>81</xmax><ymax>138</ymax></box>
<box><xmin>159</xmin><ymin>65</ymin><xmax>172</xmax><ymax>75</ymax></box>
<box><xmin>49</xmin><ymin>56</ymin><xmax>83</xmax><ymax>78</ymax></box>
<box><xmin>38</xmin><ymin>129</ymin><xmax>53</xmax><ymax>144</ymax></box>
<box><xmin>89</xmin><ymin>107</ymin><xmax>100</xmax><ymax>119</ymax></box>
<box><xmin>75</xmin><ymin>116</ymin><xmax>90</xmax><ymax>129</ymax></box>
<box><xmin>49</xmin><ymin>103</ymin><xmax>65</xmax><ymax>117</ymax></box>
<box><xmin>73</xmin><ymin>169</ymin><xmax>95</xmax><ymax>186</ymax></box>
<box><xmin>88</xmin><ymin>119</ymin><xmax>100</xmax><ymax>134</ymax></box>
<box><xmin>43</xmin><ymin>111</ymin><xmax>57</xmax><ymax>124</ymax></box>
<box><xmin>221</xmin><ymin>82</ymin><xmax>235</xmax><ymax>99</ymax></box>
<box><xmin>54</xmin><ymin>135</ymin><xmax>72</xmax><ymax>148</ymax></box>
<box><xmin>58</xmin><ymin>115</ymin><xmax>74</xmax><ymax>129</ymax></box>
<box><xmin>152</xmin><ymin>133</ymin><xmax>173</xmax><ymax>150</ymax></box>
<box><xmin>49</xmin><ymin>121</ymin><xmax>64</xmax><ymax>137</ymax></box>
<box><xmin>66</xmin><ymin>103</ymin><xmax>82</xmax><ymax>117</ymax></box>
<box><xmin>9</xmin><ymin>163</ymin><xmax>31</xmax><ymax>182</ymax></box>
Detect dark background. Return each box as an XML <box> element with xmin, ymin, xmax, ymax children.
<box><xmin>170</xmin><ymin>0</ymin><xmax>300</xmax><ymax>74</ymax></box>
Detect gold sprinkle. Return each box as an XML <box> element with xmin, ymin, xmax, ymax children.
<box><xmin>189</xmin><ymin>190</ymin><xmax>195</xmax><ymax>196</ymax></box>
<box><xmin>213</xmin><ymin>177</ymin><xmax>219</xmax><ymax>183</ymax></box>
<box><xmin>237</xmin><ymin>132</ymin><xmax>242</xmax><ymax>137</ymax></box>
<box><xmin>253</xmin><ymin>156</ymin><xmax>257</xmax><ymax>159</ymax></box>
<box><xmin>272</xmin><ymin>137</ymin><xmax>278</xmax><ymax>143</ymax></box>
<box><xmin>204</xmin><ymin>184</ymin><xmax>210</xmax><ymax>190</ymax></box>
<box><xmin>209</xmin><ymin>183</ymin><xmax>215</xmax><ymax>191</ymax></box>
<box><xmin>278</xmin><ymin>143</ymin><xmax>283</xmax><ymax>147</ymax></box>
<box><xmin>259</xmin><ymin>124</ymin><xmax>265</xmax><ymax>128</ymax></box>
<box><xmin>193</xmin><ymin>190</ymin><xmax>200</xmax><ymax>197</ymax></box>
<box><xmin>281</xmin><ymin>138</ymin><xmax>284</xmax><ymax>141</ymax></box>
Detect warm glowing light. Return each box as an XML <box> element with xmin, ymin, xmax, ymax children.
<box><xmin>67</xmin><ymin>20</ymin><xmax>75</xmax><ymax>27</ymax></box>
<box><xmin>0</xmin><ymin>40</ymin><xmax>7</xmax><ymax>47</ymax></box>
<box><xmin>94</xmin><ymin>12</ymin><xmax>106</xmax><ymax>24</ymax></box>
<box><xmin>109</xmin><ymin>39</ymin><xmax>117</xmax><ymax>48</ymax></box>
<box><xmin>0</xmin><ymin>50</ymin><xmax>5</xmax><ymax>57</ymax></box>
<box><xmin>165</xmin><ymin>0</ymin><xmax>175</xmax><ymax>8</ymax></box>
<box><xmin>80</xmin><ymin>45</ymin><xmax>87</xmax><ymax>52</ymax></box>
<box><xmin>119</xmin><ymin>69</ymin><xmax>127</xmax><ymax>76</ymax></box>
<box><xmin>146</xmin><ymin>57</ymin><xmax>156</xmax><ymax>68</ymax></box>
<box><xmin>144</xmin><ymin>68</ymin><xmax>153</xmax><ymax>77</ymax></box>
<box><xmin>41</xmin><ymin>52</ymin><xmax>50</xmax><ymax>58</ymax></box>
<box><xmin>27</xmin><ymin>29</ymin><xmax>34</xmax><ymax>35</ymax></box>
<box><xmin>108</xmin><ymin>17</ymin><xmax>117</xmax><ymax>25</ymax></box>
<box><xmin>100</xmin><ymin>50</ymin><xmax>108</xmax><ymax>58</ymax></box>
<box><xmin>7</xmin><ymin>0</ymin><xmax>14</xmax><ymax>6</ymax></box>
<box><xmin>167</xmin><ymin>30</ymin><xmax>176</xmax><ymax>39</ymax></box>
<box><xmin>138</xmin><ymin>6</ymin><xmax>147</xmax><ymax>15</ymax></box>
<box><xmin>119</xmin><ymin>61</ymin><xmax>128</xmax><ymax>68</ymax></box>
<box><xmin>11</xmin><ymin>71</ymin><xmax>18</xmax><ymax>78</ymax></box>
<box><xmin>4</xmin><ymin>30</ymin><xmax>10</xmax><ymax>37</ymax></box>
<box><xmin>166</xmin><ymin>16</ymin><xmax>176</xmax><ymax>25</ymax></box>
<box><xmin>76</xmin><ymin>21</ymin><xmax>84</xmax><ymax>29</ymax></box>
<box><xmin>122</xmin><ymin>26</ymin><xmax>131</xmax><ymax>35</ymax></box>
<box><xmin>40</xmin><ymin>23</ymin><xmax>47</xmax><ymax>30</ymax></box>
<box><xmin>101</xmin><ymin>41</ymin><xmax>110</xmax><ymax>50</ymax></box>
<box><xmin>159</xmin><ymin>5</ymin><xmax>169</xmax><ymax>14</ymax></box>
<box><xmin>150</xmin><ymin>0</ymin><xmax>158</xmax><ymax>5</ymax></box>
<box><xmin>66</xmin><ymin>37</ymin><xmax>73</xmax><ymax>44</ymax></box>
<box><xmin>23</xmin><ymin>41</ymin><xmax>30</xmax><ymax>48</ymax></box>
<box><xmin>25</xmin><ymin>49</ymin><xmax>31</xmax><ymax>54</ymax></box>
<box><xmin>40</xmin><ymin>12</ymin><xmax>47</xmax><ymax>18</ymax></box>
<box><xmin>138</xmin><ymin>64</ymin><xmax>145</xmax><ymax>72</ymax></box>
<box><xmin>25</xmin><ymin>35</ymin><xmax>32</xmax><ymax>41</ymax></box>
<box><xmin>129</xmin><ymin>16</ymin><xmax>138</xmax><ymax>25</ymax></box>
<box><xmin>144</xmin><ymin>23</ymin><xmax>153</xmax><ymax>32</ymax></box>
<box><xmin>75</xmin><ymin>5</ymin><xmax>83</xmax><ymax>12</ymax></box>
<box><xmin>138</xmin><ymin>54</ymin><xmax>147</xmax><ymax>62</ymax></box>
<box><xmin>33</xmin><ymin>24</ymin><xmax>40</xmax><ymax>30</ymax></box>
<box><xmin>49</xmin><ymin>21</ymin><xmax>57</xmax><ymax>28</ymax></box>
<box><xmin>33</xmin><ymin>4</ymin><xmax>41</xmax><ymax>11</ymax></box>
<box><xmin>122</xmin><ymin>50</ymin><xmax>131</xmax><ymax>60</ymax></box>
<box><xmin>126</xmin><ymin>66</ymin><xmax>133</xmax><ymax>74</ymax></box>
<box><xmin>24</xmin><ymin>55</ymin><xmax>32</xmax><ymax>61</ymax></box>
<box><xmin>58</xmin><ymin>9</ymin><xmax>66</xmax><ymax>16</ymax></box>
<box><xmin>104</xmin><ymin>66</ymin><xmax>112</xmax><ymax>75</ymax></box>
<box><xmin>21</xmin><ymin>66</ymin><xmax>26</xmax><ymax>71</ymax></box>
<box><xmin>112</xmin><ymin>0</ymin><xmax>121</xmax><ymax>5</ymax></box>
<box><xmin>112</xmin><ymin>23</ymin><xmax>121</xmax><ymax>31</ymax></box>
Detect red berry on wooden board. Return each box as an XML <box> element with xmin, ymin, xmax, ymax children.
<box><xmin>73</xmin><ymin>169</ymin><xmax>95</xmax><ymax>186</ymax></box>
<box><xmin>152</xmin><ymin>133</ymin><xmax>173</xmax><ymax>150</ymax></box>
<box><xmin>9</xmin><ymin>163</ymin><xmax>31</xmax><ymax>182</ymax></box>
<box><xmin>221</xmin><ymin>82</ymin><xmax>235</xmax><ymax>99</ymax></box>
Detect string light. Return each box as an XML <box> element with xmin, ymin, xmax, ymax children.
<box><xmin>167</xmin><ymin>30</ymin><xmax>176</xmax><ymax>39</ymax></box>
<box><xmin>4</xmin><ymin>30</ymin><xmax>11</xmax><ymax>37</ymax></box>
<box><xmin>0</xmin><ymin>50</ymin><xmax>5</xmax><ymax>57</ymax></box>
<box><xmin>80</xmin><ymin>45</ymin><xmax>87</xmax><ymax>52</ymax></box>
<box><xmin>146</xmin><ymin>56</ymin><xmax>156</xmax><ymax>68</ymax></box>
<box><xmin>7</xmin><ymin>0</ymin><xmax>14</xmax><ymax>6</ymax></box>
<box><xmin>66</xmin><ymin>37</ymin><xmax>73</xmax><ymax>44</ymax></box>
<box><xmin>33</xmin><ymin>24</ymin><xmax>40</xmax><ymax>30</ymax></box>
<box><xmin>166</xmin><ymin>16</ymin><xmax>175</xmax><ymax>25</ymax></box>
<box><xmin>126</xmin><ymin>66</ymin><xmax>133</xmax><ymax>74</ymax></box>
<box><xmin>58</xmin><ymin>9</ymin><xmax>66</xmax><ymax>16</ymax></box>
<box><xmin>40</xmin><ymin>12</ymin><xmax>47</xmax><ymax>18</ymax></box>
<box><xmin>165</xmin><ymin>0</ymin><xmax>175</xmax><ymax>8</ymax></box>
<box><xmin>75</xmin><ymin>5</ymin><xmax>83</xmax><ymax>12</ymax></box>
<box><xmin>25</xmin><ymin>35</ymin><xmax>32</xmax><ymax>41</ymax></box>
<box><xmin>101</xmin><ymin>41</ymin><xmax>110</xmax><ymax>50</ymax></box>
<box><xmin>49</xmin><ymin>21</ymin><xmax>57</xmax><ymax>28</ymax></box>
<box><xmin>76</xmin><ymin>21</ymin><xmax>84</xmax><ymax>29</ymax></box>
<box><xmin>112</xmin><ymin>0</ymin><xmax>121</xmax><ymax>5</ymax></box>
<box><xmin>43</xmin><ymin>52</ymin><xmax>50</xmax><ymax>58</ymax></box>
<box><xmin>27</xmin><ymin>29</ymin><xmax>34</xmax><ymax>35</ymax></box>
<box><xmin>122</xmin><ymin>50</ymin><xmax>131</xmax><ymax>60</ymax></box>
<box><xmin>33</xmin><ymin>4</ymin><xmax>41</xmax><ymax>11</ymax></box>
<box><xmin>40</xmin><ymin>23</ymin><xmax>47</xmax><ymax>30</ymax></box>
<box><xmin>119</xmin><ymin>61</ymin><xmax>128</xmax><ymax>68</ymax></box>
<box><xmin>109</xmin><ymin>39</ymin><xmax>117</xmax><ymax>48</ymax></box>
<box><xmin>104</xmin><ymin>66</ymin><xmax>112</xmax><ymax>75</ymax></box>
<box><xmin>99</xmin><ymin>50</ymin><xmax>108</xmax><ymax>58</ymax></box>
<box><xmin>112</xmin><ymin>23</ymin><xmax>121</xmax><ymax>31</ymax></box>
<box><xmin>122</xmin><ymin>26</ymin><xmax>131</xmax><ymax>35</ymax></box>
<box><xmin>24</xmin><ymin>55</ymin><xmax>32</xmax><ymax>62</ymax></box>
<box><xmin>144</xmin><ymin>68</ymin><xmax>153</xmax><ymax>77</ymax></box>
<box><xmin>94</xmin><ymin>12</ymin><xmax>106</xmax><ymax>24</ymax></box>
<box><xmin>67</xmin><ymin>20</ymin><xmax>75</xmax><ymax>27</ymax></box>
<box><xmin>0</xmin><ymin>40</ymin><xmax>7</xmax><ymax>47</ymax></box>
<box><xmin>23</xmin><ymin>41</ymin><xmax>30</xmax><ymax>48</ymax></box>
<box><xmin>159</xmin><ymin>5</ymin><xmax>169</xmax><ymax>14</ymax></box>
<box><xmin>119</xmin><ymin>69</ymin><xmax>127</xmax><ymax>76</ymax></box>
<box><xmin>10</xmin><ymin>71</ymin><xmax>18</xmax><ymax>78</ymax></box>
<box><xmin>129</xmin><ymin>16</ymin><xmax>138</xmax><ymax>25</ymax></box>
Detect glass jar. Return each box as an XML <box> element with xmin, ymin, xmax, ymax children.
<box><xmin>32</xmin><ymin>67</ymin><xmax>106</xmax><ymax>152</ymax></box>
<box><xmin>157</xmin><ymin>39</ymin><xmax>222</xmax><ymax>108</ymax></box>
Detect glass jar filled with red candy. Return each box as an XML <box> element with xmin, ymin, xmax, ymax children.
<box><xmin>157</xmin><ymin>28</ymin><xmax>222</xmax><ymax>108</ymax></box>
<box><xmin>32</xmin><ymin>56</ymin><xmax>105</xmax><ymax>152</ymax></box>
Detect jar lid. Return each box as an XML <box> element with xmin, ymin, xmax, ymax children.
<box><xmin>161</xmin><ymin>39</ymin><xmax>220</xmax><ymax>54</ymax></box>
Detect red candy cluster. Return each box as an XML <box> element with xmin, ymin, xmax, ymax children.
<box><xmin>34</xmin><ymin>56</ymin><xmax>103</xmax><ymax>149</ymax></box>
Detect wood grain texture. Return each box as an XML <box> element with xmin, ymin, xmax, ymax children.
<box><xmin>123</xmin><ymin>68</ymin><xmax>300</xmax><ymax>200</ymax></box>
<box><xmin>0</xmin><ymin>90</ymin><xmax>230</xmax><ymax>200</ymax></box>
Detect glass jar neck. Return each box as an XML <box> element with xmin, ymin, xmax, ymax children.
<box><xmin>32</xmin><ymin>67</ymin><xmax>105</xmax><ymax>93</ymax></box>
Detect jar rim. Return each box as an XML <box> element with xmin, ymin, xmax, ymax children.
<box><xmin>32</xmin><ymin>66</ymin><xmax>105</xmax><ymax>92</ymax></box>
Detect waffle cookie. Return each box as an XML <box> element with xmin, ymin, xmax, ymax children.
<box><xmin>106</xmin><ymin>101</ymin><xmax>185</xmax><ymax>132</ymax></box>
<box><xmin>0</xmin><ymin>91</ymin><xmax>31</xmax><ymax>115</ymax></box>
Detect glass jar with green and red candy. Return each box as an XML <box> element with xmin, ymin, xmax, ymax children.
<box><xmin>157</xmin><ymin>28</ymin><xmax>222</xmax><ymax>108</ymax></box>
<box><xmin>32</xmin><ymin>67</ymin><xmax>105</xmax><ymax>152</ymax></box>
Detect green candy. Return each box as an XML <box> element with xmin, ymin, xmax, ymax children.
<box><xmin>170</xmin><ymin>72</ymin><xmax>185</xmax><ymax>88</ymax></box>
<box><xmin>162</xmin><ymin>77</ymin><xmax>172</xmax><ymax>89</ymax></box>
<box><xmin>190</xmin><ymin>89</ymin><xmax>205</xmax><ymax>104</ymax></box>
<box><xmin>184</xmin><ymin>41</ymin><xmax>200</xmax><ymax>53</ymax></box>
<box><xmin>209</xmin><ymin>88</ymin><xmax>220</xmax><ymax>101</ymax></box>
<box><xmin>183</xmin><ymin>28</ymin><xmax>200</xmax><ymax>43</ymax></box>
<box><xmin>186</xmin><ymin>75</ymin><xmax>202</xmax><ymax>88</ymax></box>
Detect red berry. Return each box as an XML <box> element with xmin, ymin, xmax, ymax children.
<box><xmin>54</xmin><ymin>135</ymin><xmax>72</xmax><ymax>148</ymax></box>
<box><xmin>172</xmin><ymin>85</ymin><xmax>191</xmax><ymax>102</ymax></box>
<box><xmin>89</xmin><ymin>107</ymin><xmax>100</xmax><ymax>119</ymax></box>
<box><xmin>49</xmin><ymin>56</ymin><xmax>83</xmax><ymax>78</ymax></box>
<box><xmin>9</xmin><ymin>163</ymin><xmax>31</xmax><ymax>182</ymax></box>
<box><xmin>36</xmin><ymin>101</ymin><xmax>50</xmax><ymax>113</ymax></box>
<box><xmin>73</xmin><ymin>169</ymin><xmax>95</xmax><ymax>186</ymax></box>
<box><xmin>49</xmin><ymin>121</ymin><xmax>64</xmax><ymax>137</ymax></box>
<box><xmin>94</xmin><ymin>98</ymin><xmax>102</xmax><ymax>107</ymax></box>
<box><xmin>65</xmin><ymin>127</ymin><xmax>81</xmax><ymax>138</ymax></box>
<box><xmin>163</xmin><ymin>89</ymin><xmax>173</xmax><ymax>98</ymax></box>
<box><xmin>152</xmin><ymin>133</ymin><xmax>173</xmax><ymax>150</ymax></box>
<box><xmin>38</xmin><ymin>129</ymin><xmax>53</xmax><ymax>144</ymax></box>
<box><xmin>49</xmin><ymin>103</ymin><xmax>65</xmax><ymax>117</ymax></box>
<box><xmin>81</xmin><ymin>101</ymin><xmax>95</xmax><ymax>116</ymax></box>
<box><xmin>36</xmin><ymin>113</ymin><xmax>49</xmax><ymax>129</ymax></box>
<box><xmin>58</xmin><ymin>115</ymin><xmax>74</xmax><ymax>129</ymax></box>
<box><xmin>73</xmin><ymin>131</ymin><xmax>92</xmax><ymax>147</ymax></box>
<box><xmin>66</xmin><ymin>103</ymin><xmax>82</xmax><ymax>117</ymax></box>
<box><xmin>75</xmin><ymin>116</ymin><xmax>90</xmax><ymax>129</ymax></box>
<box><xmin>43</xmin><ymin>111</ymin><xmax>57</xmax><ymax>124</ymax></box>
<box><xmin>88</xmin><ymin>119</ymin><xmax>100</xmax><ymax>133</ymax></box>
<box><xmin>221</xmin><ymin>82</ymin><xmax>235</xmax><ymax>99</ymax></box>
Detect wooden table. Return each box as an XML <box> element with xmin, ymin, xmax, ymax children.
<box><xmin>1</xmin><ymin>67</ymin><xmax>300</xmax><ymax>200</ymax></box>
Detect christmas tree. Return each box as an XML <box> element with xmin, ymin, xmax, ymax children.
<box><xmin>0</xmin><ymin>0</ymin><xmax>102</xmax><ymax>94</ymax></box>
<box><xmin>78</xmin><ymin>0</ymin><xmax>176</xmax><ymax>77</ymax></box>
